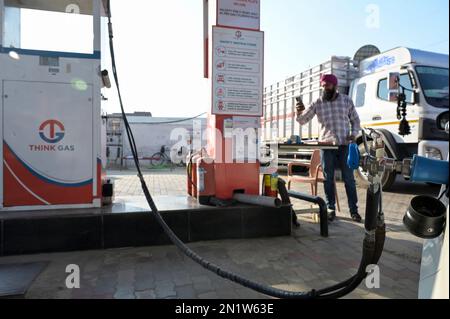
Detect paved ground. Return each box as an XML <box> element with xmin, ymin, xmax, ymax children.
<box><xmin>0</xmin><ymin>169</ymin><xmax>440</xmax><ymax>299</ymax></box>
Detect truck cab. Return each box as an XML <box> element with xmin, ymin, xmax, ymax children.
<box><xmin>349</xmin><ymin>48</ymin><xmax>449</xmax><ymax>189</ymax></box>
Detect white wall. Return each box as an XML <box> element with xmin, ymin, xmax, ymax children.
<box><xmin>122</xmin><ymin>118</ymin><xmax>207</xmax><ymax>162</ymax></box>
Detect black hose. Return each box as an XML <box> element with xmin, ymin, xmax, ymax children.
<box><xmin>364</xmin><ymin>187</ymin><xmax>380</xmax><ymax>232</ymax></box>
<box><xmin>373</xmin><ymin>224</ymin><xmax>386</xmax><ymax>264</ymax></box>
<box><xmin>316</xmin><ymin>187</ymin><xmax>385</xmax><ymax>297</ymax></box>
<box><xmin>317</xmin><ymin>235</ymin><xmax>376</xmax><ymax>299</ymax></box>
<box><xmin>105</xmin><ymin>0</ymin><xmax>384</xmax><ymax>299</ymax></box>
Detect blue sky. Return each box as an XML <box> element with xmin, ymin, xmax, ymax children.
<box><xmin>262</xmin><ymin>0</ymin><xmax>449</xmax><ymax>85</ymax></box>
<box><xmin>99</xmin><ymin>0</ymin><xmax>449</xmax><ymax>117</ymax></box>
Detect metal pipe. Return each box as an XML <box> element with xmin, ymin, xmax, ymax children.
<box><xmin>233</xmin><ymin>193</ymin><xmax>282</xmax><ymax>209</ymax></box>
<box><xmin>278</xmin><ymin>179</ymin><xmax>300</xmax><ymax>227</ymax></box>
<box><xmin>287</xmin><ymin>190</ymin><xmax>329</xmax><ymax>237</ymax></box>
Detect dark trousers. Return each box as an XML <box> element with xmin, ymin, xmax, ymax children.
<box><xmin>321</xmin><ymin>146</ymin><xmax>359</xmax><ymax>214</ymax></box>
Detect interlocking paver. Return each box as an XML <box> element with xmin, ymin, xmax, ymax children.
<box><xmin>155</xmin><ymin>283</ymin><xmax>177</xmax><ymax>299</ymax></box>
<box><xmin>114</xmin><ymin>289</ymin><xmax>136</xmax><ymax>299</ymax></box>
<box><xmin>215</xmin><ymin>289</ymin><xmax>240</xmax><ymax>299</ymax></box>
<box><xmin>135</xmin><ymin>290</ymin><xmax>157</xmax><ymax>299</ymax></box>
<box><xmin>193</xmin><ymin>276</ymin><xmax>214</xmax><ymax>294</ymax></box>
<box><xmin>172</xmin><ymin>271</ymin><xmax>193</xmax><ymax>287</ymax></box>
<box><xmin>175</xmin><ymin>285</ymin><xmax>197</xmax><ymax>299</ymax></box>
<box><xmin>134</xmin><ymin>277</ymin><xmax>156</xmax><ymax>292</ymax></box>
<box><xmin>0</xmin><ymin>170</ymin><xmax>437</xmax><ymax>299</ymax></box>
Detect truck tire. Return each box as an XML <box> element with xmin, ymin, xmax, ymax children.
<box><xmin>354</xmin><ymin>142</ymin><xmax>397</xmax><ymax>191</ymax></box>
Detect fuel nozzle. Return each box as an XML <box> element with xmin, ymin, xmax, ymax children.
<box><xmin>402</xmin><ymin>156</ymin><xmax>449</xmax><ymax>239</ymax></box>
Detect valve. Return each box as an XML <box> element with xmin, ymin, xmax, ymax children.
<box><xmin>357</xmin><ymin>129</ymin><xmax>392</xmax><ymax>189</ymax></box>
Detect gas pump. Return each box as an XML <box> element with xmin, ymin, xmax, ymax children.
<box><xmin>0</xmin><ymin>0</ymin><xmax>107</xmax><ymax>211</ymax></box>
<box><xmin>386</xmin><ymin>73</ymin><xmax>449</xmax><ymax>298</ymax></box>
<box><xmin>351</xmin><ymin>116</ymin><xmax>449</xmax><ymax>299</ymax></box>
<box><xmin>404</xmin><ymin>113</ymin><xmax>449</xmax><ymax>299</ymax></box>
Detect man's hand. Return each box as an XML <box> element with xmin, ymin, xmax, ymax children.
<box><xmin>296</xmin><ymin>100</ymin><xmax>305</xmax><ymax>117</ymax></box>
<box><xmin>346</xmin><ymin>135</ymin><xmax>357</xmax><ymax>143</ymax></box>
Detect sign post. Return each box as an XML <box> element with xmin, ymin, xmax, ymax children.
<box><xmin>203</xmin><ymin>0</ymin><xmax>264</xmax><ymax>200</ymax></box>
<box><xmin>212</xmin><ymin>27</ymin><xmax>263</xmax><ymax>116</ymax></box>
<box><xmin>217</xmin><ymin>0</ymin><xmax>261</xmax><ymax>30</ymax></box>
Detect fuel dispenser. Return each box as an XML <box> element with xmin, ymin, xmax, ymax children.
<box><xmin>0</xmin><ymin>0</ymin><xmax>107</xmax><ymax>211</ymax></box>
<box><xmin>349</xmin><ymin>113</ymin><xmax>449</xmax><ymax>298</ymax></box>
<box><xmin>386</xmin><ymin>74</ymin><xmax>449</xmax><ymax>298</ymax></box>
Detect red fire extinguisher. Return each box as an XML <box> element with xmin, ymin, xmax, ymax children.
<box><xmin>187</xmin><ymin>151</ymin><xmax>202</xmax><ymax>198</ymax></box>
<box><xmin>186</xmin><ymin>153</ymin><xmax>194</xmax><ymax>197</ymax></box>
<box><xmin>196</xmin><ymin>157</ymin><xmax>216</xmax><ymax>205</ymax></box>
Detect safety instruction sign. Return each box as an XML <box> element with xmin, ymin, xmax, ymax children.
<box><xmin>217</xmin><ymin>0</ymin><xmax>261</xmax><ymax>30</ymax></box>
<box><xmin>212</xmin><ymin>26</ymin><xmax>264</xmax><ymax>116</ymax></box>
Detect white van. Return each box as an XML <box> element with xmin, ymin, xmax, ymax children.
<box><xmin>349</xmin><ymin>48</ymin><xmax>449</xmax><ymax>189</ymax></box>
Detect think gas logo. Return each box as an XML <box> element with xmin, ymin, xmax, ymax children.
<box><xmin>39</xmin><ymin>120</ymin><xmax>65</xmax><ymax>144</ymax></box>
<box><xmin>29</xmin><ymin>120</ymin><xmax>75</xmax><ymax>152</ymax></box>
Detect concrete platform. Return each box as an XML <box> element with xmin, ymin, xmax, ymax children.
<box><xmin>0</xmin><ymin>196</ymin><xmax>292</xmax><ymax>256</ymax></box>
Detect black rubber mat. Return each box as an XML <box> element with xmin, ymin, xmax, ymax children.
<box><xmin>0</xmin><ymin>262</ymin><xmax>48</xmax><ymax>298</ymax></box>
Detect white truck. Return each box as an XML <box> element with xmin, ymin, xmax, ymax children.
<box><xmin>263</xmin><ymin>47</ymin><xmax>449</xmax><ymax>190</ymax></box>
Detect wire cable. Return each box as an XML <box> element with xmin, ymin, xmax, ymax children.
<box><xmin>133</xmin><ymin>113</ymin><xmax>207</xmax><ymax>125</ymax></box>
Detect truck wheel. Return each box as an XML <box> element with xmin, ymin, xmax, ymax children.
<box><xmin>354</xmin><ymin>142</ymin><xmax>397</xmax><ymax>191</ymax></box>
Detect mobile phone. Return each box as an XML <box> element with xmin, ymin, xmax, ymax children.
<box><xmin>296</xmin><ymin>97</ymin><xmax>305</xmax><ymax>110</ymax></box>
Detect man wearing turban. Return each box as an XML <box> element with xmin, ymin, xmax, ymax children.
<box><xmin>296</xmin><ymin>74</ymin><xmax>362</xmax><ymax>223</ymax></box>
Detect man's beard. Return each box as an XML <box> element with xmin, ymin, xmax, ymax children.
<box><xmin>323</xmin><ymin>89</ymin><xmax>336</xmax><ymax>101</ymax></box>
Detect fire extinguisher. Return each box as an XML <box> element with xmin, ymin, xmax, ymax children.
<box><xmin>187</xmin><ymin>151</ymin><xmax>203</xmax><ymax>198</ymax></box>
<box><xmin>262</xmin><ymin>173</ymin><xmax>279</xmax><ymax>198</ymax></box>
<box><xmin>196</xmin><ymin>157</ymin><xmax>216</xmax><ymax>205</ymax></box>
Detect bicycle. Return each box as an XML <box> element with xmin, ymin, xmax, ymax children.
<box><xmin>150</xmin><ymin>146</ymin><xmax>186</xmax><ymax>168</ymax></box>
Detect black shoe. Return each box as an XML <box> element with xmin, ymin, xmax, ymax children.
<box><xmin>328</xmin><ymin>210</ymin><xmax>336</xmax><ymax>222</ymax></box>
<box><xmin>292</xmin><ymin>209</ymin><xmax>301</xmax><ymax>228</ymax></box>
<box><xmin>351</xmin><ymin>213</ymin><xmax>363</xmax><ymax>223</ymax></box>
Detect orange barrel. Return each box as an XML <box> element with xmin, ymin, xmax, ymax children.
<box><xmin>196</xmin><ymin>157</ymin><xmax>216</xmax><ymax>205</ymax></box>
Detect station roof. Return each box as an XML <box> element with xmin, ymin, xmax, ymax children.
<box><xmin>5</xmin><ymin>0</ymin><xmax>108</xmax><ymax>16</ymax></box>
